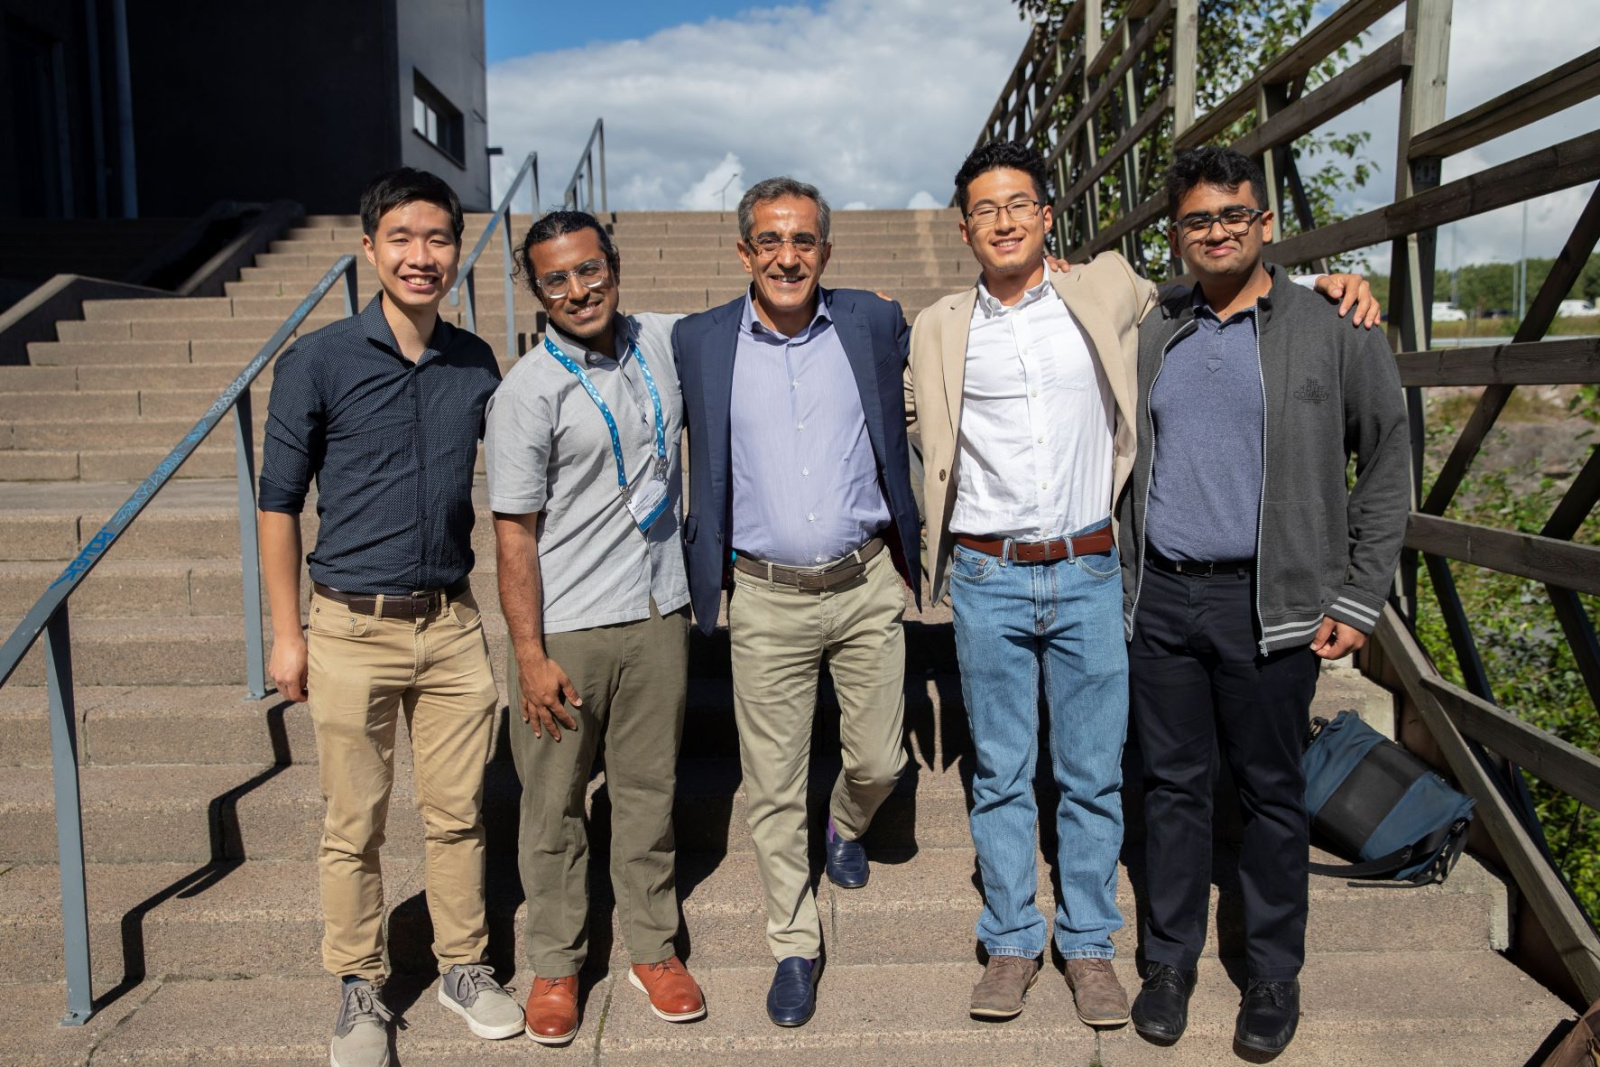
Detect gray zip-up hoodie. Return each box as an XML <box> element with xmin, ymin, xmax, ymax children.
<box><xmin>1119</xmin><ymin>264</ymin><xmax>1410</xmax><ymax>654</ymax></box>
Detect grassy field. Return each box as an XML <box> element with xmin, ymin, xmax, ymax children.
<box><xmin>1429</xmin><ymin>317</ymin><xmax>1599</xmax><ymax>338</ymax></box>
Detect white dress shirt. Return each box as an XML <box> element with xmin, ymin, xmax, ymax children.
<box><xmin>948</xmin><ymin>265</ymin><xmax>1116</xmax><ymax>541</ymax></box>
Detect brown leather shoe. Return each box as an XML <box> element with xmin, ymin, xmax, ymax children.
<box><xmin>629</xmin><ymin>956</ymin><xmax>707</xmax><ymax>1022</ymax></box>
<box><xmin>1066</xmin><ymin>958</ymin><xmax>1131</xmax><ymax>1027</ymax></box>
<box><xmin>523</xmin><ymin>975</ymin><xmax>579</xmax><ymax>1045</ymax></box>
<box><xmin>970</xmin><ymin>954</ymin><xmax>1042</xmax><ymax>1020</ymax></box>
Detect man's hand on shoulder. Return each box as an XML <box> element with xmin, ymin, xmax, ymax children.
<box><xmin>1313</xmin><ymin>273</ymin><xmax>1383</xmax><ymax>329</ymax></box>
<box><xmin>1046</xmin><ymin>254</ymin><xmax>1073</xmax><ymax>274</ymax></box>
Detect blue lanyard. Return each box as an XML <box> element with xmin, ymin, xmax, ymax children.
<box><xmin>544</xmin><ymin>334</ymin><xmax>667</xmax><ymax>494</ymax></box>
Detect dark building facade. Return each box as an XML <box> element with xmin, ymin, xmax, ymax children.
<box><xmin>0</xmin><ymin>0</ymin><xmax>490</xmax><ymax>220</ymax></box>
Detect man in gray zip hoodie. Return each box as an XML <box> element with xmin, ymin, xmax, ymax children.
<box><xmin>1118</xmin><ymin>147</ymin><xmax>1409</xmax><ymax>1055</ymax></box>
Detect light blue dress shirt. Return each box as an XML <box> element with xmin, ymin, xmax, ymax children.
<box><xmin>729</xmin><ymin>291</ymin><xmax>891</xmax><ymax>567</ymax></box>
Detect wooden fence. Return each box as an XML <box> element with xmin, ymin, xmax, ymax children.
<box><xmin>970</xmin><ymin>0</ymin><xmax>1600</xmax><ymax>1006</ymax></box>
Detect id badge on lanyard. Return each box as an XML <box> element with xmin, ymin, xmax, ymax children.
<box><xmin>545</xmin><ymin>336</ymin><xmax>671</xmax><ymax>534</ymax></box>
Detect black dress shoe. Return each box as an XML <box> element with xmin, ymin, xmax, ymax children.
<box><xmin>824</xmin><ymin>817</ymin><xmax>868</xmax><ymax>888</ymax></box>
<box><xmin>1131</xmin><ymin>963</ymin><xmax>1197</xmax><ymax>1044</ymax></box>
<box><xmin>766</xmin><ymin>956</ymin><xmax>820</xmax><ymax>1027</ymax></box>
<box><xmin>1235</xmin><ymin>978</ymin><xmax>1300</xmax><ymax>1054</ymax></box>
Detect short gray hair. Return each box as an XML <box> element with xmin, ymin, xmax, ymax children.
<box><xmin>737</xmin><ymin>176</ymin><xmax>831</xmax><ymax>244</ymax></box>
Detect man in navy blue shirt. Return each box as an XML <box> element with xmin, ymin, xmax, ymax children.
<box><xmin>259</xmin><ymin>168</ymin><xmax>524</xmax><ymax>1066</ymax></box>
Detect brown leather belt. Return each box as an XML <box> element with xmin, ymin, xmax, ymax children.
<box><xmin>732</xmin><ymin>538</ymin><xmax>884</xmax><ymax>592</ymax></box>
<box><xmin>312</xmin><ymin>578</ymin><xmax>470</xmax><ymax>619</ymax></box>
<box><xmin>956</xmin><ymin>528</ymin><xmax>1114</xmax><ymax>563</ymax></box>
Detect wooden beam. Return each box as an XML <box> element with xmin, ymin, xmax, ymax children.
<box><xmin>1266</xmin><ymin>129</ymin><xmax>1600</xmax><ymax>267</ymax></box>
<box><xmin>1172</xmin><ymin>0</ymin><xmax>1198</xmax><ymax>135</ymax></box>
<box><xmin>1376</xmin><ymin>609</ymin><xmax>1600</xmax><ymax>1006</ymax></box>
<box><xmin>1044</xmin><ymin>0</ymin><xmax>1174</xmax><ymax>175</ymax></box>
<box><xmin>1054</xmin><ymin>87</ymin><xmax>1173</xmax><ymax>214</ymax></box>
<box><xmin>1422</xmin><ymin>676</ymin><xmax>1600</xmax><ymax>812</ymax></box>
<box><xmin>1075</xmin><ymin>187</ymin><xmax>1167</xmax><ymax>259</ymax></box>
<box><xmin>1022</xmin><ymin>46</ymin><xmax>1086</xmax><ymax>145</ymax></box>
<box><xmin>1088</xmin><ymin>0</ymin><xmax>1165</xmax><ymax>79</ymax></box>
<box><xmin>1175</xmin><ymin>0</ymin><xmax>1406</xmax><ymax>149</ymax></box>
<box><xmin>1232</xmin><ymin>33</ymin><xmax>1413</xmax><ymax>159</ymax></box>
<box><xmin>1406</xmin><ymin>514</ymin><xmax>1600</xmax><ymax>595</ymax></box>
<box><xmin>1412</xmin><ymin>46</ymin><xmax>1600</xmax><ymax>160</ymax></box>
<box><xmin>1395</xmin><ymin>337</ymin><xmax>1600</xmax><ymax>386</ymax></box>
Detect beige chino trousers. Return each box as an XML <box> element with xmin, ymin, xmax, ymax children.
<box><xmin>305</xmin><ymin>586</ymin><xmax>499</xmax><ymax>982</ymax></box>
<box><xmin>729</xmin><ymin>548</ymin><xmax>908</xmax><ymax>960</ymax></box>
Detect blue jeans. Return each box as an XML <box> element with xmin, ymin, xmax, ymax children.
<box><xmin>949</xmin><ymin>524</ymin><xmax>1128</xmax><ymax>960</ymax></box>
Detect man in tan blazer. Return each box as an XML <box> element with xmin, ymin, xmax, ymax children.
<box><xmin>905</xmin><ymin>140</ymin><xmax>1376</xmax><ymax>1027</ymax></box>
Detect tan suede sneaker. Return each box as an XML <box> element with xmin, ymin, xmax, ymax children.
<box><xmin>1066</xmin><ymin>958</ymin><xmax>1131</xmax><ymax>1026</ymax></box>
<box><xmin>970</xmin><ymin>955</ymin><xmax>1042</xmax><ymax>1020</ymax></box>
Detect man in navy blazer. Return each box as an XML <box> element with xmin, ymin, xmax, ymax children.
<box><xmin>672</xmin><ymin>177</ymin><xmax>921</xmax><ymax>1028</ymax></box>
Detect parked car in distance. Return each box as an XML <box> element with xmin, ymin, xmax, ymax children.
<box><xmin>1482</xmin><ymin>308</ymin><xmax>1513</xmax><ymax>320</ymax></box>
<box><xmin>1557</xmin><ymin>299</ymin><xmax>1600</xmax><ymax>317</ymax></box>
<box><xmin>1432</xmin><ymin>302</ymin><xmax>1468</xmax><ymax>322</ymax></box>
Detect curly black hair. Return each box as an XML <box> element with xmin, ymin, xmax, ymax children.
<box><xmin>952</xmin><ymin>140</ymin><xmax>1052</xmax><ymax>215</ymax></box>
<box><xmin>1164</xmin><ymin>147</ymin><xmax>1268</xmax><ymax>217</ymax></box>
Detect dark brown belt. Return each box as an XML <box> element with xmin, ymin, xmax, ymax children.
<box><xmin>956</xmin><ymin>528</ymin><xmax>1114</xmax><ymax>563</ymax></box>
<box><xmin>312</xmin><ymin>578</ymin><xmax>470</xmax><ymax>619</ymax></box>
<box><xmin>732</xmin><ymin>538</ymin><xmax>884</xmax><ymax>592</ymax></box>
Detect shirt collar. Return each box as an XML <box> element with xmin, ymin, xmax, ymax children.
<box><xmin>975</xmin><ymin>262</ymin><xmax>1053</xmax><ymax>317</ymax></box>
<box><xmin>360</xmin><ymin>292</ymin><xmax>455</xmax><ymax>360</ymax></box>
<box><xmin>741</xmin><ymin>287</ymin><xmax>832</xmax><ymax>342</ymax></box>
<box><xmin>1191</xmin><ymin>264</ymin><xmax>1276</xmax><ymax>324</ymax></box>
<box><xmin>546</xmin><ymin>313</ymin><xmax>635</xmax><ymax>367</ymax></box>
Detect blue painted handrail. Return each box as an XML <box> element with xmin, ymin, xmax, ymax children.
<box><xmin>450</xmin><ymin>150</ymin><xmax>539</xmax><ymax>361</ymax></box>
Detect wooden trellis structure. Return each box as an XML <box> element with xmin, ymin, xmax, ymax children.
<box><xmin>970</xmin><ymin>0</ymin><xmax>1600</xmax><ymax>1006</ymax></box>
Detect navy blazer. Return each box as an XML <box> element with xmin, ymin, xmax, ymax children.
<box><xmin>672</xmin><ymin>288</ymin><xmax>923</xmax><ymax>635</ymax></box>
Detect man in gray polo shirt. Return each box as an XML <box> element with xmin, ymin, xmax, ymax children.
<box><xmin>485</xmin><ymin>211</ymin><xmax>705</xmax><ymax>1045</ymax></box>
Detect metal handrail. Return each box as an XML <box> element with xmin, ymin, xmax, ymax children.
<box><xmin>562</xmin><ymin>118</ymin><xmax>607</xmax><ymax>213</ymax></box>
<box><xmin>449</xmin><ymin>150</ymin><xmax>538</xmax><ymax>362</ymax></box>
<box><xmin>0</xmin><ymin>255</ymin><xmax>360</xmax><ymax>1025</ymax></box>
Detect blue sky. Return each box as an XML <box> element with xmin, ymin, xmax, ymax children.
<box><xmin>484</xmin><ymin>0</ymin><xmax>817</xmax><ymax>62</ymax></box>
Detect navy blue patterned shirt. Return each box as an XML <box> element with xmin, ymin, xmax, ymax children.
<box><xmin>259</xmin><ymin>293</ymin><xmax>501</xmax><ymax>595</ymax></box>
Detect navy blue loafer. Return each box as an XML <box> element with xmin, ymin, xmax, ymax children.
<box><xmin>825</xmin><ymin>817</ymin><xmax>868</xmax><ymax>889</ymax></box>
<box><xmin>766</xmin><ymin>956</ymin><xmax>819</xmax><ymax>1027</ymax></box>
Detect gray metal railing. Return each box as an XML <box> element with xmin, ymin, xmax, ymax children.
<box><xmin>450</xmin><ymin>151</ymin><xmax>539</xmax><ymax>363</ymax></box>
<box><xmin>0</xmin><ymin>255</ymin><xmax>360</xmax><ymax>1025</ymax></box>
<box><xmin>562</xmin><ymin>118</ymin><xmax>607</xmax><ymax>213</ymax></box>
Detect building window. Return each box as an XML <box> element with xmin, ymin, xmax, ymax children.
<box><xmin>412</xmin><ymin>71</ymin><xmax>464</xmax><ymax>165</ymax></box>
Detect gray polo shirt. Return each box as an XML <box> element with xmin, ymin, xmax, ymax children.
<box><xmin>484</xmin><ymin>312</ymin><xmax>689</xmax><ymax>634</ymax></box>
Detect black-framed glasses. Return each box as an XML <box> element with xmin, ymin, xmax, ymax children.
<box><xmin>746</xmin><ymin>233</ymin><xmax>825</xmax><ymax>257</ymax></box>
<box><xmin>1175</xmin><ymin>207</ymin><xmax>1264</xmax><ymax>239</ymax></box>
<box><xmin>535</xmin><ymin>259</ymin><xmax>609</xmax><ymax>298</ymax></box>
<box><xmin>965</xmin><ymin>199</ymin><xmax>1043</xmax><ymax>228</ymax></box>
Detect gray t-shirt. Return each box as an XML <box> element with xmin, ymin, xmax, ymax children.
<box><xmin>484</xmin><ymin>312</ymin><xmax>689</xmax><ymax>634</ymax></box>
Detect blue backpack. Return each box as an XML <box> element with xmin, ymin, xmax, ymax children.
<box><xmin>1303</xmin><ymin>711</ymin><xmax>1475</xmax><ymax>885</ymax></box>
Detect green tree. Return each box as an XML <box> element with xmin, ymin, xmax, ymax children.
<box><xmin>1010</xmin><ymin>0</ymin><xmax>1377</xmax><ymax>277</ymax></box>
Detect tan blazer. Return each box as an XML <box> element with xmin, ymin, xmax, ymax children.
<box><xmin>906</xmin><ymin>252</ymin><xmax>1159</xmax><ymax>604</ymax></box>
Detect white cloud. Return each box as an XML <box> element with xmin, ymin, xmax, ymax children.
<box><xmin>678</xmin><ymin>152</ymin><xmax>746</xmax><ymax>211</ymax></box>
<box><xmin>905</xmin><ymin>190</ymin><xmax>941</xmax><ymax>209</ymax></box>
<box><xmin>488</xmin><ymin>0</ymin><xmax>1032</xmax><ymax>214</ymax></box>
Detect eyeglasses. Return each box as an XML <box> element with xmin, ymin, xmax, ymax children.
<box><xmin>745</xmin><ymin>233</ymin><xmax>825</xmax><ymax>257</ymax></box>
<box><xmin>965</xmin><ymin>199</ymin><xmax>1044</xmax><ymax>228</ymax></box>
<box><xmin>1175</xmin><ymin>207</ymin><xmax>1264</xmax><ymax>239</ymax></box>
<box><xmin>535</xmin><ymin>259</ymin><xmax>609</xmax><ymax>298</ymax></box>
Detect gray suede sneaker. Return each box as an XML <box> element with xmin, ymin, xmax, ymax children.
<box><xmin>438</xmin><ymin>963</ymin><xmax>525</xmax><ymax>1040</ymax></box>
<box><xmin>330</xmin><ymin>979</ymin><xmax>393</xmax><ymax>1067</ymax></box>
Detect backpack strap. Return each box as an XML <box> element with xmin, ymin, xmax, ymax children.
<box><xmin>1307</xmin><ymin>822</ymin><xmax>1459</xmax><ymax>883</ymax></box>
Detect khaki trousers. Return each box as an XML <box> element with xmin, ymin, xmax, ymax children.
<box><xmin>306</xmin><ymin>586</ymin><xmax>499</xmax><ymax>982</ymax></box>
<box><xmin>729</xmin><ymin>548</ymin><xmax>908</xmax><ymax>960</ymax></box>
<box><xmin>510</xmin><ymin>599</ymin><xmax>689</xmax><ymax>977</ymax></box>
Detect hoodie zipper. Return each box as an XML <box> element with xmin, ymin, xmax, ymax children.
<box><xmin>1129</xmin><ymin>316</ymin><xmax>1198</xmax><ymax>635</ymax></box>
<box><xmin>1249</xmin><ymin>300</ymin><xmax>1269</xmax><ymax>657</ymax></box>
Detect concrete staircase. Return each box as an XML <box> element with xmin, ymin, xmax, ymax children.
<box><xmin>0</xmin><ymin>211</ymin><xmax>1573</xmax><ymax>1065</ymax></box>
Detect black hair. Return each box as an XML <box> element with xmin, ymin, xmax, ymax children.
<box><xmin>953</xmin><ymin>140</ymin><xmax>1052</xmax><ymax>215</ymax></box>
<box><xmin>514</xmin><ymin>210</ymin><xmax>620</xmax><ymax>292</ymax></box>
<box><xmin>358</xmin><ymin>167</ymin><xmax>464</xmax><ymax>242</ymax></box>
<box><xmin>1165</xmin><ymin>147</ymin><xmax>1268</xmax><ymax>217</ymax></box>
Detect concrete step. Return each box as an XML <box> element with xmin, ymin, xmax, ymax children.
<box><xmin>2</xmin><ymin>417</ymin><xmax>267</xmax><ymax>451</ymax></box>
<box><xmin>26</xmin><ymin>338</ymin><xmax>292</xmax><ymax>366</ymax></box>
<box><xmin>0</xmin><ymin>839</ymin><xmax>1508</xmax><ymax>986</ymax></box>
<box><xmin>0</xmin><ymin>952</ymin><xmax>1566</xmax><ymax>1065</ymax></box>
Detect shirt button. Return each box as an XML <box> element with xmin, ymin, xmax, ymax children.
<box><xmin>1037</xmin><ymin>435</ymin><xmax>1045</xmax><ymax>443</ymax></box>
<box><xmin>792</xmin><ymin>379</ymin><xmax>799</xmax><ymax>388</ymax></box>
<box><xmin>815</xmin><ymin>554</ymin><xmax>824</xmax><ymax>563</ymax></box>
<box><xmin>797</xmin><ymin>423</ymin><xmax>804</xmax><ymax>430</ymax></box>
<box><xmin>807</xmin><ymin>513</ymin><xmax>815</xmax><ymax>522</ymax></box>
<box><xmin>1030</xmin><ymin>389</ymin><xmax>1038</xmax><ymax>398</ymax></box>
<box><xmin>802</xmin><ymin>468</ymin><xmax>809</xmax><ymax>476</ymax></box>
<box><xmin>1040</xmin><ymin>481</ymin><xmax>1048</xmax><ymax>489</ymax></box>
